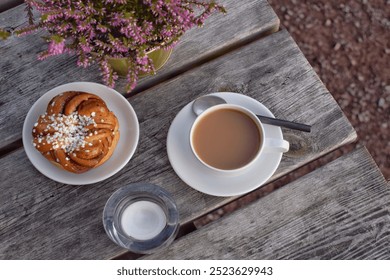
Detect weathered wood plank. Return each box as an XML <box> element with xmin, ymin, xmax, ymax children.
<box><xmin>0</xmin><ymin>30</ymin><xmax>356</xmax><ymax>259</ymax></box>
<box><xmin>0</xmin><ymin>0</ymin><xmax>279</xmax><ymax>149</ymax></box>
<box><xmin>144</xmin><ymin>148</ymin><xmax>390</xmax><ymax>259</ymax></box>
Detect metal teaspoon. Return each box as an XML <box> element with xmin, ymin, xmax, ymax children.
<box><xmin>192</xmin><ymin>95</ymin><xmax>311</xmax><ymax>133</ymax></box>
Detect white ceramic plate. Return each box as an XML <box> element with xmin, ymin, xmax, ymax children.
<box><xmin>167</xmin><ymin>92</ymin><xmax>284</xmax><ymax>197</ymax></box>
<box><xmin>22</xmin><ymin>82</ymin><xmax>139</xmax><ymax>185</ymax></box>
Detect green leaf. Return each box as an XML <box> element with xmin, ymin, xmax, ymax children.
<box><xmin>41</xmin><ymin>14</ymin><xmax>48</xmax><ymax>22</ymax></box>
<box><xmin>0</xmin><ymin>29</ymin><xmax>10</xmax><ymax>40</ymax></box>
<box><xmin>51</xmin><ymin>34</ymin><xmax>64</xmax><ymax>43</ymax></box>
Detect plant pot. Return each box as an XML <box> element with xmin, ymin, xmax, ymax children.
<box><xmin>107</xmin><ymin>48</ymin><xmax>173</xmax><ymax>77</ymax></box>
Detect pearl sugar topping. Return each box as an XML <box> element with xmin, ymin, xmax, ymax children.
<box><xmin>33</xmin><ymin>112</ymin><xmax>97</xmax><ymax>153</ymax></box>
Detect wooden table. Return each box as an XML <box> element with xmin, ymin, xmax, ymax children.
<box><xmin>1</xmin><ymin>1</ymin><xmax>388</xmax><ymax>260</ymax></box>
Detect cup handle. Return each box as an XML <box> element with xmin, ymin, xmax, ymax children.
<box><xmin>263</xmin><ymin>138</ymin><xmax>289</xmax><ymax>153</ymax></box>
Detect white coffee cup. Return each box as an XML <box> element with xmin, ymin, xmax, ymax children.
<box><xmin>190</xmin><ymin>104</ymin><xmax>289</xmax><ymax>173</ymax></box>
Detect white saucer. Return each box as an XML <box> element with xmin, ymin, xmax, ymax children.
<box><xmin>167</xmin><ymin>92</ymin><xmax>284</xmax><ymax>197</ymax></box>
<box><xmin>22</xmin><ymin>82</ymin><xmax>139</xmax><ymax>185</ymax></box>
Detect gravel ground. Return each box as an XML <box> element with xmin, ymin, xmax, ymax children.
<box><xmin>195</xmin><ymin>0</ymin><xmax>389</xmax><ymax>227</ymax></box>
<box><xmin>268</xmin><ymin>0</ymin><xmax>390</xmax><ymax>178</ymax></box>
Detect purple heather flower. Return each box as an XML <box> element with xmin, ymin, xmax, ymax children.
<box><xmin>48</xmin><ymin>39</ymin><xmax>65</xmax><ymax>55</ymax></box>
<box><xmin>19</xmin><ymin>0</ymin><xmax>226</xmax><ymax>92</ymax></box>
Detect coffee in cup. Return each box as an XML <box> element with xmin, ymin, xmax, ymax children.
<box><xmin>190</xmin><ymin>104</ymin><xmax>289</xmax><ymax>172</ymax></box>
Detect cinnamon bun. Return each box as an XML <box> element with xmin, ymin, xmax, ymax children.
<box><xmin>32</xmin><ymin>91</ymin><xmax>120</xmax><ymax>174</ymax></box>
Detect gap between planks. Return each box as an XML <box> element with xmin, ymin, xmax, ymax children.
<box><xmin>141</xmin><ymin>147</ymin><xmax>390</xmax><ymax>259</ymax></box>
<box><xmin>112</xmin><ymin>142</ymin><xmax>357</xmax><ymax>260</ymax></box>
<box><xmin>0</xmin><ymin>0</ymin><xmax>22</xmax><ymax>13</ymax></box>
<box><xmin>0</xmin><ymin>25</ymin><xmax>280</xmax><ymax>158</ymax></box>
<box><xmin>126</xmin><ymin>24</ymin><xmax>280</xmax><ymax>97</ymax></box>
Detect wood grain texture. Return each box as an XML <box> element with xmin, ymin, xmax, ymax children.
<box><xmin>144</xmin><ymin>148</ymin><xmax>390</xmax><ymax>260</ymax></box>
<box><xmin>0</xmin><ymin>30</ymin><xmax>356</xmax><ymax>259</ymax></box>
<box><xmin>0</xmin><ymin>0</ymin><xmax>279</xmax><ymax>149</ymax></box>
